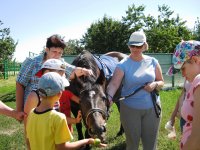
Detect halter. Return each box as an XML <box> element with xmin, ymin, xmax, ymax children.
<box><xmin>84</xmin><ymin>107</ymin><xmax>108</xmax><ymax>127</ymax></box>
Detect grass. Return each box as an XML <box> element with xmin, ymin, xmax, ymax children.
<box><xmin>0</xmin><ymin>76</ymin><xmax>16</xmax><ymax>103</ymax></box>
<box><xmin>0</xmin><ymin>76</ymin><xmax>182</xmax><ymax>150</ymax></box>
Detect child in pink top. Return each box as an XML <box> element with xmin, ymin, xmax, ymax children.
<box><xmin>181</xmin><ymin>74</ymin><xmax>200</xmax><ymax>149</ymax></box>
<box><xmin>167</xmin><ymin>40</ymin><xmax>200</xmax><ymax>150</ymax></box>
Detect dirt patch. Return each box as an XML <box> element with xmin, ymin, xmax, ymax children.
<box><xmin>0</xmin><ymin>127</ymin><xmax>19</xmax><ymax>136</ymax></box>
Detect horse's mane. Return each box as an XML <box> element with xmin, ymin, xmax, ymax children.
<box><xmin>72</xmin><ymin>50</ymin><xmax>99</xmax><ymax>83</ymax></box>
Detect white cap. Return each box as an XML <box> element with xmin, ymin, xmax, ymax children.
<box><xmin>128</xmin><ymin>31</ymin><xmax>146</xmax><ymax>46</ymax></box>
<box><xmin>35</xmin><ymin>59</ymin><xmax>66</xmax><ymax>77</ymax></box>
<box><xmin>41</xmin><ymin>59</ymin><xmax>66</xmax><ymax>71</ymax></box>
<box><xmin>35</xmin><ymin>59</ymin><xmax>69</xmax><ymax>87</ymax></box>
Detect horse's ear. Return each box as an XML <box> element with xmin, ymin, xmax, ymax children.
<box><xmin>96</xmin><ymin>70</ymin><xmax>106</xmax><ymax>86</ymax></box>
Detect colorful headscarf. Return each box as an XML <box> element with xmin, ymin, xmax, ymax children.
<box><xmin>166</xmin><ymin>40</ymin><xmax>200</xmax><ymax>76</ymax></box>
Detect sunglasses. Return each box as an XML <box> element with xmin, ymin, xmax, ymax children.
<box><xmin>129</xmin><ymin>45</ymin><xmax>143</xmax><ymax>49</ymax></box>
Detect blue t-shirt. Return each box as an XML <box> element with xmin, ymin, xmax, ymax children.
<box><xmin>118</xmin><ymin>55</ymin><xmax>159</xmax><ymax>109</ymax></box>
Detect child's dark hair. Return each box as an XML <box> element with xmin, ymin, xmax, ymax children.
<box><xmin>46</xmin><ymin>34</ymin><xmax>66</xmax><ymax>49</ymax></box>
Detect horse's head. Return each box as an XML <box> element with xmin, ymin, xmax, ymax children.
<box><xmin>75</xmin><ymin>71</ymin><xmax>109</xmax><ymax>142</ymax></box>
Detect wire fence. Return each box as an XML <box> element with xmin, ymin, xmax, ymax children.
<box><xmin>0</xmin><ymin>60</ymin><xmax>21</xmax><ymax>79</ymax></box>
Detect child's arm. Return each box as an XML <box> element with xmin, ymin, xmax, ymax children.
<box><xmin>26</xmin><ymin>138</ymin><xmax>31</xmax><ymax>150</ymax></box>
<box><xmin>70</xmin><ymin>95</ymin><xmax>80</xmax><ymax>104</ymax></box>
<box><xmin>170</xmin><ymin>89</ymin><xmax>185</xmax><ymax>125</ymax></box>
<box><xmin>24</xmin><ymin>92</ymin><xmax>39</xmax><ymax>149</ymax></box>
<box><xmin>56</xmin><ymin>138</ymin><xmax>107</xmax><ymax>150</ymax></box>
<box><xmin>24</xmin><ymin>92</ymin><xmax>39</xmax><ymax>115</ymax></box>
<box><xmin>66</xmin><ymin>110</ymin><xmax>82</xmax><ymax>124</ymax></box>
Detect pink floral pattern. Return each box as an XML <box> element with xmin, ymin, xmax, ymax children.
<box><xmin>180</xmin><ymin>74</ymin><xmax>200</xmax><ymax>149</ymax></box>
<box><xmin>166</xmin><ymin>40</ymin><xmax>200</xmax><ymax>76</ymax></box>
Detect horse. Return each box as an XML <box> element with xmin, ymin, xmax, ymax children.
<box><xmin>68</xmin><ymin>50</ymin><xmax>127</xmax><ymax>143</ymax></box>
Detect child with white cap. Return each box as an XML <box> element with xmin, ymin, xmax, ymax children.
<box><xmin>26</xmin><ymin>72</ymin><xmax>106</xmax><ymax>150</ymax></box>
<box><xmin>166</xmin><ymin>40</ymin><xmax>200</xmax><ymax>150</ymax></box>
<box><xmin>24</xmin><ymin>59</ymin><xmax>81</xmax><ymax>131</ymax></box>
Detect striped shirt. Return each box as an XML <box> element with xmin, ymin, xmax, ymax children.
<box><xmin>17</xmin><ymin>55</ymin><xmax>43</xmax><ymax>105</ymax></box>
<box><xmin>17</xmin><ymin>54</ymin><xmax>75</xmax><ymax>107</ymax></box>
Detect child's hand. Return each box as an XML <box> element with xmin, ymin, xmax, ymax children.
<box><xmin>88</xmin><ymin>138</ymin><xmax>107</xmax><ymax>148</ymax></box>
<box><xmin>75</xmin><ymin>110</ymin><xmax>82</xmax><ymax>123</ymax></box>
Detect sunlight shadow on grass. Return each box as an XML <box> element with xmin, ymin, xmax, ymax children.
<box><xmin>0</xmin><ymin>91</ymin><xmax>15</xmax><ymax>102</ymax></box>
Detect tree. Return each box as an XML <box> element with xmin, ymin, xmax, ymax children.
<box><xmin>81</xmin><ymin>15</ymin><xmax>130</xmax><ymax>54</ymax></box>
<box><xmin>193</xmin><ymin>17</ymin><xmax>200</xmax><ymax>41</ymax></box>
<box><xmin>122</xmin><ymin>4</ymin><xmax>146</xmax><ymax>33</ymax></box>
<box><xmin>145</xmin><ymin>5</ymin><xmax>193</xmax><ymax>53</ymax></box>
<box><xmin>81</xmin><ymin>4</ymin><xmax>195</xmax><ymax>54</ymax></box>
<box><xmin>122</xmin><ymin>4</ymin><xmax>193</xmax><ymax>53</ymax></box>
<box><xmin>0</xmin><ymin>20</ymin><xmax>17</xmax><ymax>61</ymax></box>
<box><xmin>64</xmin><ymin>39</ymin><xmax>84</xmax><ymax>55</ymax></box>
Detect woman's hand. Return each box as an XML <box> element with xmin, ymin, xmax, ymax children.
<box><xmin>144</xmin><ymin>82</ymin><xmax>158</xmax><ymax>92</ymax></box>
<box><xmin>81</xmin><ymin>68</ymin><xmax>93</xmax><ymax>76</ymax></box>
<box><xmin>14</xmin><ymin>110</ymin><xmax>26</xmax><ymax>122</ymax></box>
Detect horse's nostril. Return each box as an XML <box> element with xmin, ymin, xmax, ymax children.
<box><xmin>88</xmin><ymin>128</ymin><xmax>94</xmax><ymax>135</ymax></box>
<box><xmin>102</xmin><ymin>125</ymin><xmax>106</xmax><ymax>132</ymax></box>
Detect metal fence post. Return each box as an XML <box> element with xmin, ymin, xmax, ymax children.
<box><xmin>172</xmin><ymin>75</ymin><xmax>175</xmax><ymax>87</ymax></box>
<box><xmin>170</xmin><ymin>53</ymin><xmax>175</xmax><ymax>87</ymax></box>
<box><xmin>13</xmin><ymin>59</ymin><xmax>16</xmax><ymax>75</ymax></box>
<box><xmin>3</xmin><ymin>60</ymin><xmax>8</xmax><ymax>79</ymax></box>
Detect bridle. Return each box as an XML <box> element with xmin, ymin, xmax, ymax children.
<box><xmin>84</xmin><ymin>107</ymin><xmax>109</xmax><ymax>127</ymax></box>
<box><xmin>80</xmin><ymin>89</ymin><xmax>109</xmax><ymax>127</ymax></box>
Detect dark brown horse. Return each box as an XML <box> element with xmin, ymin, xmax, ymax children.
<box><xmin>68</xmin><ymin>50</ymin><xmax>127</xmax><ymax>143</ymax></box>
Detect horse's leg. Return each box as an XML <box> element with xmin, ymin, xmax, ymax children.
<box><xmin>70</xmin><ymin>101</ymin><xmax>84</xmax><ymax>140</ymax></box>
<box><xmin>115</xmin><ymin>101</ymin><xmax>124</xmax><ymax>137</ymax></box>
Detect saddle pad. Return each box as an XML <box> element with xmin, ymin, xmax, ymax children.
<box><xmin>93</xmin><ymin>55</ymin><xmax>118</xmax><ymax>79</ymax></box>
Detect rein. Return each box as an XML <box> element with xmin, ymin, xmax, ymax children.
<box><xmin>117</xmin><ymin>85</ymin><xmax>146</xmax><ymax>101</ymax></box>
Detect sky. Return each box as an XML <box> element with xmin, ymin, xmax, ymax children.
<box><xmin>0</xmin><ymin>0</ymin><xmax>199</xmax><ymax>62</ymax></box>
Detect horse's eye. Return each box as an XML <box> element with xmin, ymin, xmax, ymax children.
<box><xmin>102</xmin><ymin>96</ymin><xmax>107</xmax><ymax>101</ymax></box>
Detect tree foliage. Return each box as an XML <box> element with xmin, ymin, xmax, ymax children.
<box><xmin>81</xmin><ymin>4</ymin><xmax>196</xmax><ymax>54</ymax></box>
<box><xmin>0</xmin><ymin>20</ymin><xmax>17</xmax><ymax>61</ymax></box>
<box><xmin>122</xmin><ymin>4</ymin><xmax>146</xmax><ymax>32</ymax></box>
<box><xmin>64</xmin><ymin>39</ymin><xmax>84</xmax><ymax>55</ymax></box>
<box><xmin>122</xmin><ymin>4</ymin><xmax>193</xmax><ymax>53</ymax></box>
<box><xmin>81</xmin><ymin>15</ymin><xmax>130</xmax><ymax>54</ymax></box>
<box><xmin>193</xmin><ymin>17</ymin><xmax>200</xmax><ymax>41</ymax></box>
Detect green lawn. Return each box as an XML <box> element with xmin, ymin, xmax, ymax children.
<box><xmin>0</xmin><ymin>76</ymin><xmax>182</xmax><ymax>150</ymax></box>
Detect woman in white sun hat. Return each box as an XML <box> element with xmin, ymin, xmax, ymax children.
<box><xmin>107</xmin><ymin>30</ymin><xmax>164</xmax><ymax>150</ymax></box>
<box><xmin>167</xmin><ymin>40</ymin><xmax>200</xmax><ymax>150</ymax></box>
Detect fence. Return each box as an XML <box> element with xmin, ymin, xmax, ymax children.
<box><xmin>63</xmin><ymin>53</ymin><xmax>184</xmax><ymax>88</ymax></box>
<box><xmin>0</xmin><ymin>51</ymin><xmax>38</xmax><ymax>80</ymax></box>
<box><xmin>0</xmin><ymin>60</ymin><xmax>21</xmax><ymax>79</ymax></box>
<box><xmin>0</xmin><ymin>53</ymin><xmax>184</xmax><ymax>87</ymax></box>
